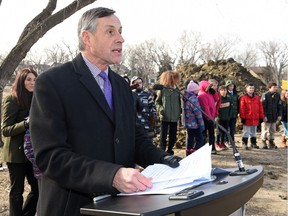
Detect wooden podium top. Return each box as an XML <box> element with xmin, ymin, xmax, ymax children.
<box><xmin>80</xmin><ymin>165</ymin><xmax>264</xmax><ymax>216</ymax></box>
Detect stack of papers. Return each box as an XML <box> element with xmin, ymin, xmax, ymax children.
<box><xmin>120</xmin><ymin>144</ymin><xmax>213</xmax><ymax>195</ymax></box>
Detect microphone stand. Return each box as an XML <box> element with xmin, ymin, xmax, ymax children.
<box><xmin>155</xmin><ymin>85</ymin><xmax>257</xmax><ymax>175</ymax></box>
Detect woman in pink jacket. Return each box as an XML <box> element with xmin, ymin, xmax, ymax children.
<box><xmin>198</xmin><ymin>80</ymin><xmax>218</xmax><ymax>154</ymax></box>
<box><xmin>239</xmin><ymin>83</ymin><xmax>264</xmax><ymax>149</ymax></box>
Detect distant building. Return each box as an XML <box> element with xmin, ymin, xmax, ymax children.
<box><xmin>147</xmin><ymin>73</ymin><xmax>157</xmax><ymax>86</ymax></box>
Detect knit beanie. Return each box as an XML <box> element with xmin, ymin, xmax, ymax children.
<box><xmin>187</xmin><ymin>81</ymin><xmax>199</xmax><ymax>92</ymax></box>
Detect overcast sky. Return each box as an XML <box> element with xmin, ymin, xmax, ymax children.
<box><xmin>0</xmin><ymin>0</ymin><xmax>287</xmax><ymax>55</ymax></box>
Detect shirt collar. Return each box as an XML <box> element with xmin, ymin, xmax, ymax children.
<box><xmin>82</xmin><ymin>56</ymin><xmax>108</xmax><ymax>77</ymax></box>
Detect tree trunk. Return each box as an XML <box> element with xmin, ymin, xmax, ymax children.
<box><xmin>0</xmin><ymin>0</ymin><xmax>97</xmax><ymax>87</ymax></box>
<box><xmin>0</xmin><ymin>0</ymin><xmax>97</xmax><ymax>136</ymax></box>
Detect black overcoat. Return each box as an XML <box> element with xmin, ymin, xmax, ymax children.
<box><xmin>30</xmin><ymin>54</ymin><xmax>167</xmax><ymax>216</ymax></box>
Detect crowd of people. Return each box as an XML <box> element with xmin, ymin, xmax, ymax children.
<box><xmin>123</xmin><ymin>73</ymin><xmax>286</xmax><ymax>156</ymax></box>
<box><xmin>1</xmin><ymin>6</ymin><xmax>287</xmax><ymax>216</ymax></box>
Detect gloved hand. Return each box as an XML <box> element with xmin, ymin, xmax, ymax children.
<box><xmin>208</xmin><ymin>88</ymin><xmax>216</xmax><ymax>95</ymax></box>
<box><xmin>205</xmin><ymin>83</ymin><xmax>213</xmax><ymax>92</ymax></box>
<box><xmin>24</xmin><ymin>117</ymin><xmax>30</xmax><ymax>129</ymax></box>
<box><xmin>205</xmin><ymin>83</ymin><xmax>216</xmax><ymax>95</ymax></box>
<box><xmin>241</xmin><ymin>119</ymin><xmax>246</xmax><ymax>124</ymax></box>
<box><xmin>160</xmin><ymin>155</ymin><xmax>182</xmax><ymax>168</ymax></box>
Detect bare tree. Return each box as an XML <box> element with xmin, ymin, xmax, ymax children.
<box><xmin>21</xmin><ymin>52</ymin><xmax>48</xmax><ymax>74</ymax></box>
<box><xmin>149</xmin><ymin>40</ymin><xmax>176</xmax><ymax>74</ymax></box>
<box><xmin>124</xmin><ymin>42</ymin><xmax>157</xmax><ymax>84</ymax></box>
<box><xmin>0</xmin><ymin>0</ymin><xmax>97</xmax><ymax>88</ymax></box>
<box><xmin>125</xmin><ymin>40</ymin><xmax>175</xmax><ymax>83</ymax></box>
<box><xmin>257</xmin><ymin>40</ymin><xmax>288</xmax><ymax>85</ymax></box>
<box><xmin>176</xmin><ymin>31</ymin><xmax>203</xmax><ymax>65</ymax></box>
<box><xmin>235</xmin><ymin>43</ymin><xmax>259</xmax><ymax>67</ymax></box>
<box><xmin>25</xmin><ymin>41</ymin><xmax>79</xmax><ymax>72</ymax></box>
<box><xmin>0</xmin><ymin>0</ymin><xmax>97</xmax><ymax>145</ymax></box>
<box><xmin>44</xmin><ymin>44</ymin><xmax>71</xmax><ymax>66</ymax></box>
<box><xmin>200</xmin><ymin>36</ymin><xmax>239</xmax><ymax>63</ymax></box>
<box><xmin>62</xmin><ymin>41</ymin><xmax>79</xmax><ymax>60</ymax></box>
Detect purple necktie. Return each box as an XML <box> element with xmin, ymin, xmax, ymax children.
<box><xmin>99</xmin><ymin>72</ymin><xmax>113</xmax><ymax>110</ymax></box>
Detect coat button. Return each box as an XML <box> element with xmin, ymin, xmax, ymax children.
<box><xmin>115</xmin><ymin>138</ymin><xmax>119</xmax><ymax>144</ymax></box>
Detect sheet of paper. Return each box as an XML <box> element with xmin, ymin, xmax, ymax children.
<box><xmin>142</xmin><ymin>143</ymin><xmax>212</xmax><ymax>182</ymax></box>
<box><xmin>121</xmin><ymin>178</ymin><xmax>213</xmax><ymax>195</ymax></box>
<box><xmin>119</xmin><ymin>144</ymin><xmax>212</xmax><ymax>195</ymax></box>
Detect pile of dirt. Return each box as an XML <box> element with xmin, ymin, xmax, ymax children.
<box><xmin>177</xmin><ymin>58</ymin><xmax>267</xmax><ymax>95</ymax></box>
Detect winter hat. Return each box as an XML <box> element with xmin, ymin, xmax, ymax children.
<box><xmin>187</xmin><ymin>81</ymin><xmax>199</xmax><ymax>92</ymax></box>
<box><xmin>130</xmin><ymin>76</ymin><xmax>143</xmax><ymax>85</ymax></box>
<box><xmin>225</xmin><ymin>80</ymin><xmax>234</xmax><ymax>87</ymax></box>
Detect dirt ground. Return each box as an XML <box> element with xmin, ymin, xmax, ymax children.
<box><xmin>0</xmin><ymin>132</ymin><xmax>287</xmax><ymax>216</ymax></box>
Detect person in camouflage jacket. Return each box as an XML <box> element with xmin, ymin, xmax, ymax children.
<box><xmin>131</xmin><ymin>76</ymin><xmax>158</xmax><ymax>139</ymax></box>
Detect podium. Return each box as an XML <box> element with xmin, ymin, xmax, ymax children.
<box><xmin>80</xmin><ymin>165</ymin><xmax>264</xmax><ymax>216</ymax></box>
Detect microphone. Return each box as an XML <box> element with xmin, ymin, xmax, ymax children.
<box><xmin>153</xmin><ymin>84</ymin><xmax>257</xmax><ymax>175</ymax></box>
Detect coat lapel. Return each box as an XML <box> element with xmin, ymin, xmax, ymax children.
<box><xmin>72</xmin><ymin>54</ymin><xmax>114</xmax><ymax>122</ymax></box>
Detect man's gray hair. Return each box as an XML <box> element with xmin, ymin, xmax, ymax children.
<box><xmin>78</xmin><ymin>7</ymin><xmax>116</xmax><ymax>51</ymax></box>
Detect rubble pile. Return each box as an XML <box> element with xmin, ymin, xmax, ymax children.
<box><xmin>177</xmin><ymin>58</ymin><xmax>267</xmax><ymax>95</ymax></box>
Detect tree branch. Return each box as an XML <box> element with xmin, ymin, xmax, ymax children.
<box><xmin>0</xmin><ymin>0</ymin><xmax>97</xmax><ymax>87</ymax></box>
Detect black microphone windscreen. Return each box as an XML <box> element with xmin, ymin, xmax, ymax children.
<box><xmin>153</xmin><ymin>84</ymin><xmax>164</xmax><ymax>90</ymax></box>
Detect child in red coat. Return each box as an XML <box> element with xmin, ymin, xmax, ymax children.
<box><xmin>239</xmin><ymin>83</ymin><xmax>264</xmax><ymax>149</ymax></box>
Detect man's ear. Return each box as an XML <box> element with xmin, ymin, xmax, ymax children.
<box><xmin>82</xmin><ymin>31</ymin><xmax>91</xmax><ymax>47</ymax></box>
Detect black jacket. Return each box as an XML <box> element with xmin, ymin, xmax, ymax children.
<box><xmin>261</xmin><ymin>91</ymin><xmax>282</xmax><ymax>122</ymax></box>
<box><xmin>30</xmin><ymin>54</ymin><xmax>167</xmax><ymax>216</ymax></box>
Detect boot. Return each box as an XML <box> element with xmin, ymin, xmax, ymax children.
<box><xmin>268</xmin><ymin>140</ymin><xmax>278</xmax><ymax>149</ymax></box>
<box><xmin>250</xmin><ymin>137</ymin><xmax>259</xmax><ymax>149</ymax></box>
<box><xmin>280</xmin><ymin>136</ymin><xmax>287</xmax><ymax>148</ymax></box>
<box><xmin>262</xmin><ymin>139</ymin><xmax>268</xmax><ymax>149</ymax></box>
<box><xmin>220</xmin><ymin>142</ymin><xmax>229</xmax><ymax>150</ymax></box>
<box><xmin>215</xmin><ymin>143</ymin><xmax>222</xmax><ymax>151</ymax></box>
<box><xmin>242</xmin><ymin>137</ymin><xmax>249</xmax><ymax>150</ymax></box>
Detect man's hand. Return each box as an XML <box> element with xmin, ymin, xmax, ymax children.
<box><xmin>112</xmin><ymin>168</ymin><xmax>152</xmax><ymax>193</ymax></box>
<box><xmin>160</xmin><ymin>155</ymin><xmax>182</xmax><ymax>168</ymax></box>
<box><xmin>264</xmin><ymin>116</ymin><xmax>268</xmax><ymax>122</ymax></box>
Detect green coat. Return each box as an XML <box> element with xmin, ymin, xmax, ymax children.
<box><xmin>156</xmin><ymin>88</ymin><xmax>181</xmax><ymax>122</ymax></box>
<box><xmin>227</xmin><ymin>90</ymin><xmax>239</xmax><ymax>118</ymax></box>
<box><xmin>218</xmin><ymin>95</ymin><xmax>232</xmax><ymax>121</ymax></box>
<box><xmin>2</xmin><ymin>95</ymin><xmax>29</xmax><ymax>163</ymax></box>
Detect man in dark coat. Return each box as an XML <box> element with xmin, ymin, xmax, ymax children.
<box><xmin>30</xmin><ymin>7</ymin><xmax>180</xmax><ymax>216</ymax></box>
<box><xmin>261</xmin><ymin>81</ymin><xmax>282</xmax><ymax>149</ymax></box>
